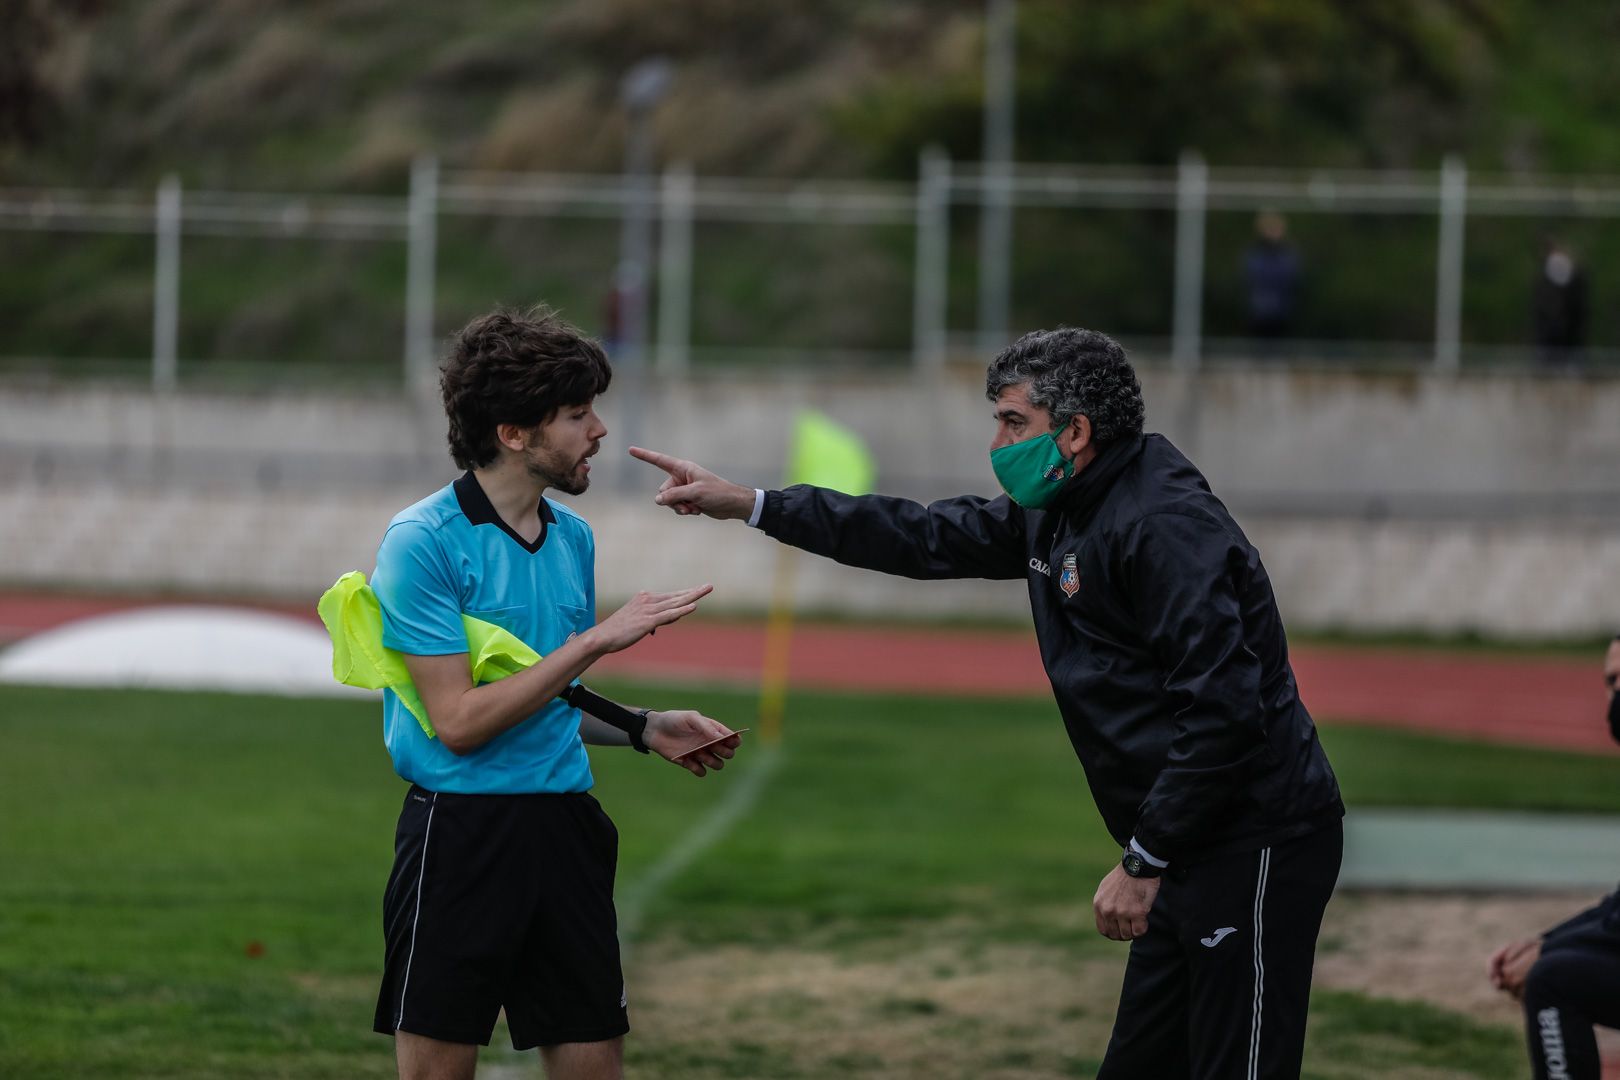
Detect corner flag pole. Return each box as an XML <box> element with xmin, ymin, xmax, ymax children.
<box><xmin>755</xmin><ymin>411</ymin><xmax>875</xmax><ymax>743</ymax></box>
<box><xmin>757</xmin><ymin>546</ymin><xmax>798</xmax><ymax>744</ymax></box>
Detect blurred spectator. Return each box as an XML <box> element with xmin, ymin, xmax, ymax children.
<box><xmin>1533</xmin><ymin>238</ymin><xmax>1588</xmax><ymax>369</ymax></box>
<box><xmin>1486</xmin><ymin>633</ymin><xmax>1620</xmax><ymax>1080</ymax></box>
<box><xmin>601</xmin><ymin>261</ymin><xmax>645</xmax><ymax>360</ymax></box>
<box><xmin>1244</xmin><ymin>210</ymin><xmax>1302</xmax><ymax>347</ymax></box>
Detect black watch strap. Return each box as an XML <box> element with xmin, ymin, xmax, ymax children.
<box><xmin>1121</xmin><ymin>849</ymin><xmax>1163</xmax><ymax>879</ymax></box>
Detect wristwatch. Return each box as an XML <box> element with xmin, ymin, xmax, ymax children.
<box><xmin>1121</xmin><ymin>849</ymin><xmax>1163</xmax><ymax>879</ymax></box>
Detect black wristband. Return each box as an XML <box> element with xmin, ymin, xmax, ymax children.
<box><xmin>628</xmin><ymin>709</ymin><xmax>652</xmax><ymax>754</ymax></box>
<box><xmin>561</xmin><ymin>684</ymin><xmax>651</xmax><ymax>753</ymax></box>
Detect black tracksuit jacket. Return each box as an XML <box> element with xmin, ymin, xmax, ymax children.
<box><xmin>758</xmin><ymin>431</ymin><xmax>1344</xmax><ymax>864</ymax></box>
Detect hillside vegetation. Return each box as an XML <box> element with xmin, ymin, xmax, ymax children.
<box><xmin>2</xmin><ymin>0</ymin><xmax>1618</xmax><ymax>374</ymax></box>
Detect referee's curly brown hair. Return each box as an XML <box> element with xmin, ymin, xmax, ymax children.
<box><xmin>439</xmin><ymin>305</ymin><xmax>612</xmax><ymax>470</ymax></box>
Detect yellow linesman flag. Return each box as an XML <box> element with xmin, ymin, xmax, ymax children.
<box><xmin>787</xmin><ymin>410</ymin><xmax>875</xmax><ymax>494</ymax></box>
<box><xmin>317</xmin><ymin>570</ymin><xmax>544</xmax><ymax>738</ymax></box>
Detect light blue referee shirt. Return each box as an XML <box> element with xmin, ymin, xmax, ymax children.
<box><xmin>370</xmin><ymin>472</ymin><xmax>596</xmax><ymax>794</ymax></box>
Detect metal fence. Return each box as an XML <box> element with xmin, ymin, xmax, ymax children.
<box><xmin>5</xmin><ymin>153</ymin><xmax>1620</xmax><ymax>390</ymax></box>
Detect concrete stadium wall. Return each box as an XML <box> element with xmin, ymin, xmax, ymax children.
<box><xmin>1</xmin><ymin>365</ymin><xmax>1617</xmax><ymax>637</ymax></box>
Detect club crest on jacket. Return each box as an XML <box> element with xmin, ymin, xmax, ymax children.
<box><xmin>1059</xmin><ymin>553</ymin><xmax>1079</xmax><ymax>598</ymax></box>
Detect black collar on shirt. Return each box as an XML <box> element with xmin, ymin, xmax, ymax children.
<box><xmin>454</xmin><ymin>471</ymin><xmax>555</xmax><ymax>554</ymax></box>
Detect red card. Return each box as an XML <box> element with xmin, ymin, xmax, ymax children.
<box><xmin>674</xmin><ymin>728</ymin><xmax>749</xmax><ymax>760</ymax></box>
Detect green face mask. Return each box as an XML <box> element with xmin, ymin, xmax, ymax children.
<box><xmin>990</xmin><ymin>431</ymin><xmax>1075</xmax><ymax>508</ymax></box>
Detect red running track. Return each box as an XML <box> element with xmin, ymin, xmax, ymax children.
<box><xmin>593</xmin><ymin>622</ymin><xmax>1616</xmax><ymax>754</ymax></box>
<box><xmin>0</xmin><ymin>591</ymin><xmax>1612</xmax><ymax>754</ymax></box>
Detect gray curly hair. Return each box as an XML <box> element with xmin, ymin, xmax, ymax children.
<box><xmin>984</xmin><ymin>328</ymin><xmax>1145</xmax><ymax>444</ymax></box>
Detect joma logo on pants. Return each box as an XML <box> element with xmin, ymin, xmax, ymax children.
<box><xmin>1538</xmin><ymin>1007</ymin><xmax>1571</xmax><ymax>1080</ymax></box>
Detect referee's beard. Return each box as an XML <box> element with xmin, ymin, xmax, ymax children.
<box><xmin>523</xmin><ymin>440</ymin><xmax>595</xmax><ymax>496</ymax></box>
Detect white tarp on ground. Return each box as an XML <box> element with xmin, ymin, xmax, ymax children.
<box><xmin>0</xmin><ymin>606</ymin><xmax>372</xmax><ymax>698</ymax></box>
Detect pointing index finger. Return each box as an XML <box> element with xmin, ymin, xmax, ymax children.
<box><xmin>628</xmin><ymin>446</ymin><xmax>682</xmax><ymax>473</ymax></box>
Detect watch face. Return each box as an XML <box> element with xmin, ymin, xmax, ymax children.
<box><xmin>1123</xmin><ymin>852</ymin><xmax>1143</xmax><ymax>875</ymax></box>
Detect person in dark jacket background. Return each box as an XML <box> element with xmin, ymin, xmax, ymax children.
<box><xmin>629</xmin><ymin>327</ymin><xmax>1345</xmax><ymax>1079</ymax></box>
<box><xmin>1486</xmin><ymin>634</ymin><xmax>1620</xmax><ymax>1080</ymax></box>
<box><xmin>1245</xmin><ymin>210</ymin><xmax>1303</xmax><ymax>346</ymax></box>
<box><xmin>1532</xmin><ymin>237</ymin><xmax>1588</xmax><ymax>369</ymax></box>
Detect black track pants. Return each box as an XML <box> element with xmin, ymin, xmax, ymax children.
<box><xmin>1096</xmin><ymin>823</ymin><xmax>1343</xmax><ymax>1080</ymax></box>
<box><xmin>1523</xmin><ymin>899</ymin><xmax>1620</xmax><ymax>1080</ymax></box>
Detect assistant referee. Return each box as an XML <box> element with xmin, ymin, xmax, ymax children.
<box><xmin>369</xmin><ymin>306</ymin><xmax>739</xmax><ymax>1080</ymax></box>
<box><xmin>632</xmin><ymin>327</ymin><xmax>1345</xmax><ymax>1078</ymax></box>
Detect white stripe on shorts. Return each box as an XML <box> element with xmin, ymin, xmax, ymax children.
<box><xmin>395</xmin><ymin>792</ymin><xmax>438</xmax><ymax>1030</ymax></box>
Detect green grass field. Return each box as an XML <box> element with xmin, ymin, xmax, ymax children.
<box><xmin>2</xmin><ymin>681</ymin><xmax>1606</xmax><ymax>1078</ymax></box>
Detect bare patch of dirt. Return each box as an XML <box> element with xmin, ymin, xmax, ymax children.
<box><xmin>1315</xmin><ymin>890</ymin><xmax>1601</xmax><ymax>1024</ymax></box>
<box><xmin>629</xmin><ymin>936</ymin><xmax>1127</xmax><ymax>1079</ymax></box>
<box><xmin>1315</xmin><ymin>890</ymin><xmax>1620</xmax><ymax>1067</ymax></box>
<box><xmin>624</xmin><ymin>891</ymin><xmax>1619</xmax><ymax>1077</ymax></box>
<box><xmin>289</xmin><ymin>971</ymin><xmax>377</xmax><ymax>998</ymax></box>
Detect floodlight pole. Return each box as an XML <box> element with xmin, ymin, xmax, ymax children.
<box><xmin>404</xmin><ymin>155</ymin><xmax>440</xmax><ymax>396</ymax></box>
<box><xmin>1434</xmin><ymin>155</ymin><xmax>1467</xmax><ymax>375</ymax></box>
<box><xmin>617</xmin><ymin>57</ymin><xmax>672</xmax><ymax>487</ymax></box>
<box><xmin>976</xmin><ymin>0</ymin><xmax>1015</xmax><ymax>353</ymax></box>
<box><xmin>655</xmin><ymin>161</ymin><xmax>694</xmax><ymax>375</ymax></box>
<box><xmin>152</xmin><ymin>174</ymin><xmax>181</xmax><ymax>392</ymax></box>
<box><xmin>1172</xmin><ymin>151</ymin><xmax>1208</xmax><ymax>371</ymax></box>
<box><xmin>913</xmin><ymin>146</ymin><xmax>951</xmax><ymax>373</ymax></box>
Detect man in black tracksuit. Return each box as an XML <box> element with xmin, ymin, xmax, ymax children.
<box><xmin>1487</xmin><ymin>634</ymin><xmax>1620</xmax><ymax>1080</ymax></box>
<box><xmin>631</xmin><ymin>327</ymin><xmax>1346</xmax><ymax>1078</ymax></box>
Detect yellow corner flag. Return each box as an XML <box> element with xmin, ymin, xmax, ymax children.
<box><xmin>787</xmin><ymin>410</ymin><xmax>876</xmax><ymax>495</ymax></box>
<box><xmin>760</xmin><ymin>410</ymin><xmax>875</xmax><ymax>741</ymax></box>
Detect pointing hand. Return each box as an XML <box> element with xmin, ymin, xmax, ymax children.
<box><xmin>628</xmin><ymin>446</ymin><xmax>756</xmax><ymax>520</ymax></box>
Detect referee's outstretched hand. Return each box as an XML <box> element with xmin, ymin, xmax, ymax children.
<box><xmin>589</xmin><ymin>585</ymin><xmax>713</xmax><ymax>654</ymax></box>
<box><xmin>629</xmin><ymin>446</ymin><xmax>756</xmax><ymax>520</ymax></box>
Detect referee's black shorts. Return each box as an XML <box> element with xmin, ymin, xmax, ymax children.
<box><xmin>373</xmin><ymin>785</ymin><xmax>629</xmax><ymax>1050</ymax></box>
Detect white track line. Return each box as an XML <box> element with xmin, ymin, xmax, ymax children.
<box><xmin>617</xmin><ymin>744</ymin><xmax>783</xmax><ymax>956</ymax></box>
